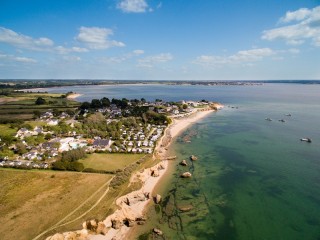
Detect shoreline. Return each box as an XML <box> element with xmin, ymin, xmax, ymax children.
<box><xmin>94</xmin><ymin>108</ymin><xmax>220</xmax><ymax>239</ymax></box>
<box><xmin>46</xmin><ymin>106</ymin><xmax>222</xmax><ymax>240</ymax></box>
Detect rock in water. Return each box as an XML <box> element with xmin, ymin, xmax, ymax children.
<box><xmin>180</xmin><ymin>160</ymin><xmax>188</xmax><ymax>166</ymax></box>
<box><xmin>190</xmin><ymin>155</ymin><xmax>198</xmax><ymax>161</ymax></box>
<box><xmin>154</xmin><ymin>194</ymin><xmax>162</xmax><ymax>204</ymax></box>
<box><xmin>178</xmin><ymin>205</ymin><xmax>193</xmax><ymax>212</ymax></box>
<box><xmin>153</xmin><ymin>228</ymin><xmax>163</xmax><ymax>236</ymax></box>
<box><xmin>181</xmin><ymin>172</ymin><xmax>192</xmax><ymax>178</ymax></box>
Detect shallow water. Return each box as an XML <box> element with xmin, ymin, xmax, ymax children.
<box><xmin>157</xmin><ymin>88</ymin><xmax>320</xmax><ymax>240</ymax></box>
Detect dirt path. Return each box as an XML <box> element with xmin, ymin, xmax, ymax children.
<box><xmin>32</xmin><ymin>177</ymin><xmax>113</xmax><ymax>240</ymax></box>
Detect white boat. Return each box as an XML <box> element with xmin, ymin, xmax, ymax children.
<box><xmin>265</xmin><ymin>118</ymin><xmax>272</xmax><ymax>121</ymax></box>
<box><xmin>300</xmin><ymin>138</ymin><xmax>312</xmax><ymax>143</ymax></box>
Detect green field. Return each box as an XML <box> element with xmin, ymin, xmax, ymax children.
<box><xmin>0</xmin><ymin>92</ymin><xmax>80</xmax><ymax>121</ymax></box>
<box><xmin>80</xmin><ymin>153</ymin><xmax>147</xmax><ymax>171</ymax></box>
<box><xmin>0</xmin><ymin>169</ymin><xmax>112</xmax><ymax>240</ymax></box>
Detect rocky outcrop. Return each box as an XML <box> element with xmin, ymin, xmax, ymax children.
<box><xmin>82</xmin><ymin>219</ymin><xmax>107</xmax><ymax>235</ymax></box>
<box><xmin>180</xmin><ymin>160</ymin><xmax>188</xmax><ymax>166</ymax></box>
<box><xmin>123</xmin><ymin>192</ymin><xmax>148</xmax><ymax>206</ymax></box>
<box><xmin>181</xmin><ymin>172</ymin><xmax>192</xmax><ymax>178</ymax></box>
<box><xmin>190</xmin><ymin>155</ymin><xmax>198</xmax><ymax>161</ymax></box>
<box><xmin>151</xmin><ymin>168</ymin><xmax>160</xmax><ymax>177</ymax></box>
<box><xmin>154</xmin><ymin>194</ymin><xmax>162</xmax><ymax>204</ymax></box>
<box><xmin>111</xmin><ymin>217</ymin><xmax>123</xmax><ymax>229</ymax></box>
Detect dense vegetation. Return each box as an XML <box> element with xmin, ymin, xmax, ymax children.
<box><xmin>51</xmin><ymin>148</ymin><xmax>86</xmax><ymax>171</ymax></box>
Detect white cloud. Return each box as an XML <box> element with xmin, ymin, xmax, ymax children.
<box><xmin>0</xmin><ymin>53</ymin><xmax>37</xmax><ymax>63</ymax></box>
<box><xmin>117</xmin><ymin>0</ymin><xmax>149</xmax><ymax>13</ymax></box>
<box><xmin>63</xmin><ymin>55</ymin><xmax>81</xmax><ymax>61</ymax></box>
<box><xmin>101</xmin><ymin>49</ymin><xmax>145</xmax><ymax>64</ymax></box>
<box><xmin>0</xmin><ymin>27</ymin><xmax>54</xmax><ymax>50</ymax></box>
<box><xmin>138</xmin><ymin>53</ymin><xmax>173</xmax><ymax>67</ymax></box>
<box><xmin>262</xmin><ymin>6</ymin><xmax>320</xmax><ymax>47</ymax></box>
<box><xmin>280</xmin><ymin>8</ymin><xmax>311</xmax><ymax>23</ymax></box>
<box><xmin>55</xmin><ymin>46</ymin><xmax>88</xmax><ymax>54</ymax></box>
<box><xmin>194</xmin><ymin>48</ymin><xmax>275</xmax><ymax>67</ymax></box>
<box><xmin>76</xmin><ymin>26</ymin><xmax>125</xmax><ymax>49</ymax></box>
<box><xmin>133</xmin><ymin>49</ymin><xmax>144</xmax><ymax>55</ymax></box>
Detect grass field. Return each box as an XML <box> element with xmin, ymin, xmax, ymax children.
<box><xmin>0</xmin><ymin>169</ymin><xmax>112</xmax><ymax>240</ymax></box>
<box><xmin>79</xmin><ymin>153</ymin><xmax>146</xmax><ymax>171</ymax></box>
<box><xmin>0</xmin><ymin>92</ymin><xmax>80</xmax><ymax>121</ymax></box>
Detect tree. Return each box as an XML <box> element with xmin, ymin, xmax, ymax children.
<box><xmin>101</xmin><ymin>97</ymin><xmax>110</xmax><ymax>107</ymax></box>
<box><xmin>182</xmin><ymin>104</ymin><xmax>188</xmax><ymax>109</ymax></box>
<box><xmin>80</xmin><ymin>101</ymin><xmax>91</xmax><ymax>110</ymax></box>
<box><xmin>35</xmin><ymin>97</ymin><xmax>46</xmax><ymax>105</ymax></box>
<box><xmin>33</xmin><ymin>110</ymin><xmax>41</xmax><ymax>119</ymax></box>
<box><xmin>90</xmin><ymin>99</ymin><xmax>102</xmax><ymax>109</ymax></box>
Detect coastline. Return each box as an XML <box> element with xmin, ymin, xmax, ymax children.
<box><xmin>94</xmin><ymin>108</ymin><xmax>220</xmax><ymax>239</ymax></box>
<box><xmin>47</xmin><ymin>106</ymin><xmax>222</xmax><ymax>240</ymax></box>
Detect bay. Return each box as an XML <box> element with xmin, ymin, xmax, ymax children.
<box><xmin>38</xmin><ymin>83</ymin><xmax>320</xmax><ymax>239</ymax></box>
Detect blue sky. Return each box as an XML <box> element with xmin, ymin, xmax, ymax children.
<box><xmin>0</xmin><ymin>0</ymin><xmax>320</xmax><ymax>80</ymax></box>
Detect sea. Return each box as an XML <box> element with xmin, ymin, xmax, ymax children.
<box><xmin>38</xmin><ymin>83</ymin><xmax>320</xmax><ymax>240</ymax></box>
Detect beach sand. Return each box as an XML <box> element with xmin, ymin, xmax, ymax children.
<box><xmin>66</xmin><ymin>93</ymin><xmax>83</xmax><ymax>99</ymax></box>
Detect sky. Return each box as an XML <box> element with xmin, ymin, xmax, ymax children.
<box><xmin>0</xmin><ymin>0</ymin><xmax>320</xmax><ymax>80</ymax></box>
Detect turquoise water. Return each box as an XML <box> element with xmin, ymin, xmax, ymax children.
<box><xmin>38</xmin><ymin>83</ymin><xmax>320</xmax><ymax>239</ymax></box>
<box><xmin>158</xmin><ymin>86</ymin><xmax>320</xmax><ymax>240</ymax></box>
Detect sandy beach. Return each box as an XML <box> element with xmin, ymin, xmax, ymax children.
<box><xmin>66</xmin><ymin>93</ymin><xmax>83</xmax><ymax>99</ymax></box>
<box><xmin>47</xmin><ymin>106</ymin><xmax>222</xmax><ymax>240</ymax></box>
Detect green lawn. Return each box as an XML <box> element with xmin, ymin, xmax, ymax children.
<box><xmin>80</xmin><ymin>153</ymin><xmax>146</xmax><ymax>171</ymax></box>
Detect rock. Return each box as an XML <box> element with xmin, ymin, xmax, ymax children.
<box><xmin>96</xmin><ymin>222</ymin><xmax>108</xmax><ymax>235</ymax></box>
<box><xmin>124</xmin><ymin>197</ymin><xmax>130</xmax><ymax>206</ymax></box>
<box><xmin>181</xmin><ymin>172</ymin><xmax>192</xmax><ymax>178</ymax></box>
<box><xmin>83</xmin><ymin>219</ymin><xmax>98</xmax><ymax>231</ymax></box>
<box><xmin>111</xmin><ymin>217</ymin><xmax>123</xmax><ymax>229</ymax></box>
<box><xmin>136</xmin><ymin>216</ymin><xmax>147</xmax><ymax>222</ymax></box>
<box><xmin>46</xmin><ymin>233</ymin><xmax>64</xmax><ymax>240</ymax></box>
<box><xmin>151</xmin><ymin>169</ymin><xmax>160</xmax><ymax>177</ymax></box>
<box><xmin>153</xmin><ymin>228</ymin><xmax>163</xmax><ymax>236</ymax></box>
<box><xmin>178</xmin><ymin>205</ymin><xmax>193</xmax><ymax>212</ymax></box>
<box><xmin>158</xmin><ymin>163</ymin><xmax>165</xmax><ymax>170</ymax></box>
<box><xmin>154</xmin><ymin>194</ymin><xmax>162</xmax><ymax>204</ymax></box>
<box><xmin>190</xmin><ymin>155</ymin><xmax>198</xmax><ymax>161</ymax></box>
<box><xmin>64</xmin><ymin>232</ymin><xmax>77</xmax><ymax>240</ymax></box>
<box><xmin>144</xmin><ymin>192</ymin><xmax>150</xmax><ymax>199</ymax></box>
<box><xmin>123</xmin><ymin>218</ymin><xmax>135</xmax><ymax>227</ymax></box>
<box><xmin>180</xmin><ymin>160</ymin><xmax>188</xmax><ymax>166</ymax></box>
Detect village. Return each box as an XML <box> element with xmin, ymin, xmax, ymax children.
<box><xmin>0</xmin><ymin>98</ymin><xmax>212</xmax><ymax>170</ymax></box>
